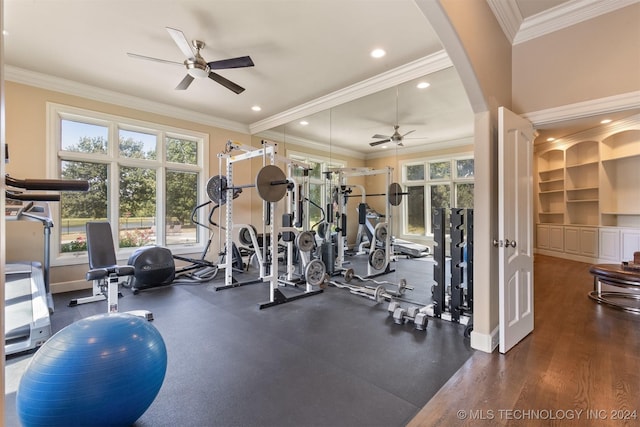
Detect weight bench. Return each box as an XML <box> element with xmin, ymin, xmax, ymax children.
<box><xmin>69</xmin><ymin>221</ymin><xmax>153</xmax><ymax>321</ymax></box>
<box><xmin>588</xmin><ymin>264</ymin><xmax>640</xmax><ymax>314</ymax></box>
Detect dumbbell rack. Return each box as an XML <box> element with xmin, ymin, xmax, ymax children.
<box><xmin>387</xmin><ymin>208</ymin><xmax>474</xmax><ymax>334</ymax></box>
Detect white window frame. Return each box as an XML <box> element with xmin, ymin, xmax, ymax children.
<box><xmin>400</xmin><ymin>154</ymin><xmax>474</xmax><ymax>239</ymax></box>
<box><xmin>46</xmin><ymin>103</ymin><xmax>209</xmax><ymax>266</ymax></box>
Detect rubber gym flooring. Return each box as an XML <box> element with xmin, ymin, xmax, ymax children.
<box><xmin>5</xmin><ymin>254</ymin><xmax>474</xmax><ymax>427</ymax></box>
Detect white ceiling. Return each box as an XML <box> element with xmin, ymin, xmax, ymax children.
<box><xmin>3</xmin><ymin>0</ymin><xmax>628</xmax><ymax>157</ymax></box>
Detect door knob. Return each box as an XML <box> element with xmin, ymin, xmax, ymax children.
<box><xmin>493</xmin><ymin>239</ymin><xmax>503</xmax><ymax>247</ymax></box>
<box><xmin>504</xmin><ymin>239</ymin><xmax>517</xmax><ymax>248</ymax></box>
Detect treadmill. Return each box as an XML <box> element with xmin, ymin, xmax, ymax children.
<box><xmin>4</xmin><ymin>175</ymin><xmax>89</xmax><ymax>356</ymax></box>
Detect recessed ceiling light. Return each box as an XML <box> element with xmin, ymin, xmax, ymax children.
<box><xmin>546</xmin><ymin>137</ymin><xmax>555</xmax><ymax>142</ymax></box>
<box><xmin>380</xmin><ymin>145</ymin><xmax>388</xmax><ymax>149</ymax></box>
<box><xmin>2</xmin><ymin>30</ymin><xmax>8</xmax><ymax>36</ymax></box>
<box><xmin>251</xmin><ymin>105</ymin><xmax>261</xmax><ymax>112</ymax></box>
<box><xmin>417</xmin><ymin>82</ymin><xmax>430</xmax><ymax>89</ymax></box>
<box><xmin>370</xmin><ymin>48</ymin><xmax>386</xmax><ymax>58</ymax></box>
<box><xmin>299</xmin><ymin>120</ymin><xmax>309</xmax><ymax>126</ymax></box>
<box><xmin>600</xmin><ymin>119</ymin><xmax>612</xmax><ymax>124</ymax></box>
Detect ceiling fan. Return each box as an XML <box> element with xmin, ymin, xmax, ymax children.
<box><xmin>127</xmin><ymin>27</ymin><xmax>254</xmax><ymax>94</ymax></box>
<box><xmin>369</xmin><ymin>125</ymin><xmax>415</xmax><ymax>147</ymax></box>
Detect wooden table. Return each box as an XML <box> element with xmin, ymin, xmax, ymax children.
<box><xmin>589</xmin><ymin>264</ymin><xmax>640</xmax><ymax>314</ymax></box>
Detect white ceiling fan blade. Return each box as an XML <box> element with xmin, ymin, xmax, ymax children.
<box><xmin>127</xmin><ymin>52</ymin><xmax>183</xmax><ymax>66</ymax></box>
<box><xmin>166</xmin><ymin>27</ymin><xmax>195</xmax><ymax>59</ymax></box>
<box><xmin>371</xmin><ymin>134</ymin><xmax>390</xmax><ymax>139</ymax></box>
<box><xmin>402</xmin><ymin>129</ymin><xmax>416</xmax><ymax>137</ymax></box>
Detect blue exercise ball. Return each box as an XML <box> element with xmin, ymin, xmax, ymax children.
<box><xmin>16</xmin><ymin>313</ymin><xmax>167</xmax><ymax>427</ymax></box>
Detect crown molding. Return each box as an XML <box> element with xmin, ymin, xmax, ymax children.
<box><xmin>514</xmin><ymin>0</ymin><xmax>638</xmax><ymax>44</ymax></box>
<box><xmin>486</xmin><ymin>0</ymin><xmax>522</xmax><ymax>44</ymax></box>
<box><xmin>258</xmin><ymin>129</ymin><xmax>363</xmax><ymax>159</ymax></box>
<box><xmin>249</xmin><ymin>50</ymin><xmax>453</xmax><ymax>135</ymax></box>
<box><xmin>522</xmin><ymin>91</ymin><xmax>640</xmax><ymax>126</ymax></box>
<box><xmin>489</xmin><ymin>0</ymin><xmax>638</xmax><ymax>45</ymax></box>
<box><xmin>4</xmin><ymin>65</ymin><xmax>250</xmax><ymax>134</ymax></box>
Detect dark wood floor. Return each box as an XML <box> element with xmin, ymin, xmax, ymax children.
<box><xmin>408</xmin><ymin>255</ymin><xmax>640</xmax><ymax>427</ymax></box>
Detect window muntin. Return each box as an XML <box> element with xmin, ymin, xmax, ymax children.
<box><xmin>49</xmin><ymin>104</ymin><xmax>207</xmax><ymax>264</ymax></box>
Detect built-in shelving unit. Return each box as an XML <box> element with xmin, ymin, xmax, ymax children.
<box><xmin>537</xmin><ymin>150</ymin><xmax>565</xmax><ymax>224</ymax></box>
<box><xmin>534</xmin><ymin>116</ymin><xmax>640</xmax><ymax>263</ymax></box>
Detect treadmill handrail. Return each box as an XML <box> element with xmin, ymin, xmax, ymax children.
<box><xmin>5</xmin><ymin>174</ymin><xmax>89</xmax><ymax>192</ymax></box>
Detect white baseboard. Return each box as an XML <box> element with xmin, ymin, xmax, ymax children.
<box><xmin>470</xmin><ymin>325</ymin><xmax>499</xmax><ymax>353</ymax></box>
<box><xmin>51</xmin><ymin>280</ymin><xmax>91</xmax><ymax>294</ymax></box>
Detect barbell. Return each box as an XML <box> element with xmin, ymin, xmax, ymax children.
<box><xmin>207</xmin><ymin>164</ymin><xmax>292</xmax><ymax>205</ymax></box>
<box><xmin>335</xmin><ymin>182</ymin><xmax>408</xmax><ymax>206</ymax></box>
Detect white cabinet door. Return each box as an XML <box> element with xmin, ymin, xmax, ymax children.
<box><xmin>549</xmin><ymin>226</ymin><xmax>564</xmax><ymax>251</ymax></box>
<box><xmin>536</xmin><ymin>224</ymin><xmax>549</xmax><ymax>249</ymax></box>
<box><xmin>621</xmin><ymin>229</ymin><xmax>640</xmax><ymax>261</ymax></box>
<box><xmin>599</xmin><ymin>228</ymin><xmax>620</xmax><ymax>261</ymax></box>
<box><xmin>579</xmin><ymin>227</ymin><xmax>598</xmax><ymax>257</ymax></box>
<box><xmin>564</xmin><ymin>227</ymin><xmax>579</xmax><ymax>254</ymax></box>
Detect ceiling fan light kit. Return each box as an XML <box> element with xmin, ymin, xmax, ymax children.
<box><xmin>128</xmin><ymin>27</ymin><xmax>254</xmax><ymax>94</ymax></box>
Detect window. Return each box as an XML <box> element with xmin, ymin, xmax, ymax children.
<box><xmin>402</xmin><ymin>156</ymin><xmax>474</xmax><ymax>236</ymax></box>
<box><xmin>48</xmin><ymin>104</ymin><xmax>208</xmax><ymax>264</ymax></box>
<box><xmin>289</xmin><ymin>152</ymin><xmax>344</xmax><ymax>231</ymax></box>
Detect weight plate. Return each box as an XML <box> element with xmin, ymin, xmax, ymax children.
<box><xmin>255</xmin><ymin>165</ymin><xmax>288</xmax><ymax>202</ymax></box>
<box><xmin>239</xmin><ymin>225</ymin><xmax>257</xmax><ymax>247</ymax></box>
<box><xmin>374</xmin><ymin>285</ymin><xmax>385</xmax><ymax>303</ymax></box>
<box><xmin>369</xmin><ymin>248</ymin><xmax>386</xmax><ymax>270</ymax></box>
<box><xmin>343</xmin><ymin>268</ymin><xmax>354</xmax><ymax>283</ymax></box>
<box><xmin>305</xmin><ymin>259</ymin><xmax>326</xmax><ymax>286</ymax></box>
<box><xmin>316</xmin><ymin>222</ymin><xmax>328</xmax><ymax>240</ymax></box>
<box><xmin>374</xmin><ymin>223</ymin><xmax>388</xmax><ymax>242</ymax></box>
<box><xmin>398</xmin><ymin>278</ymin><xmax>407</xmax><ymax>295</ymax></box>
<box><xmin>295</xmin><ymin>230</ymin><xmax>315</xmax><ymax>252</ymax></box>
<box><xmin>206</xmin><ymin>175</ymin><xmax>227</xmax><ymax>204</ymax></box>
<box><xmin>388</xmin><ymin>182</ymin><xmax>403</xmax><ymax>206</ymax></box>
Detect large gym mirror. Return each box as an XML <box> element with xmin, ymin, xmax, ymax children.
<box><xmin>255</xmin><ymin>66</ymin><xmax>475</xmax><ymax>306</ymax></box>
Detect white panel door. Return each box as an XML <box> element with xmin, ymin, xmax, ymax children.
<box><xmin>498</xmin><ymin>107</ymin><xmax>535</xmax><ymax>354</ymax></box>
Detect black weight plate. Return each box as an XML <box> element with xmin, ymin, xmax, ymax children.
<box><xmin>388</xmin><ymin>182</ymin><xmax>403</xmax><ymax>206</ymax></box>
<box><xmin>255</xmin><ymin>165</ymin><xmax>287</xmax><ymax>202</ymax></box>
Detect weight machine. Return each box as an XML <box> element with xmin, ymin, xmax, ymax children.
<box><xmin>212</xmin><ymin>140</ymin><xmax>325</xmax><ymax>308</ymax></box>
<box><xmin>328</xmin><ymin>166</ymin><xmax>399</xmax><ymax>277</ymax></box>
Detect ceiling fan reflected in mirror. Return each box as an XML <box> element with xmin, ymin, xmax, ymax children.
<box><xmin>369</xmin><ymin>125</ymin><xmax>416</xmax><ymax>147</ymax></box>
<box><xmin>127</xmin><ymin>27</ymin><xmax>254</xmax><ymax>94</ymax></box>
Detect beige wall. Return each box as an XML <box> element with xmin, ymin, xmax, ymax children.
<box><xmin>5</xmin><ymin>81</ymin><xmax>255</xmax><ymax>290</ymax></box>
<box><xmin>513</xmin><ymin>3</ymin><xmax>640</xmax><ymax>114</ymax></box>
<box><xmin>438</xmin><ymin>0</ymin><xmax>513</xmax><ymax>113</ymax></box>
